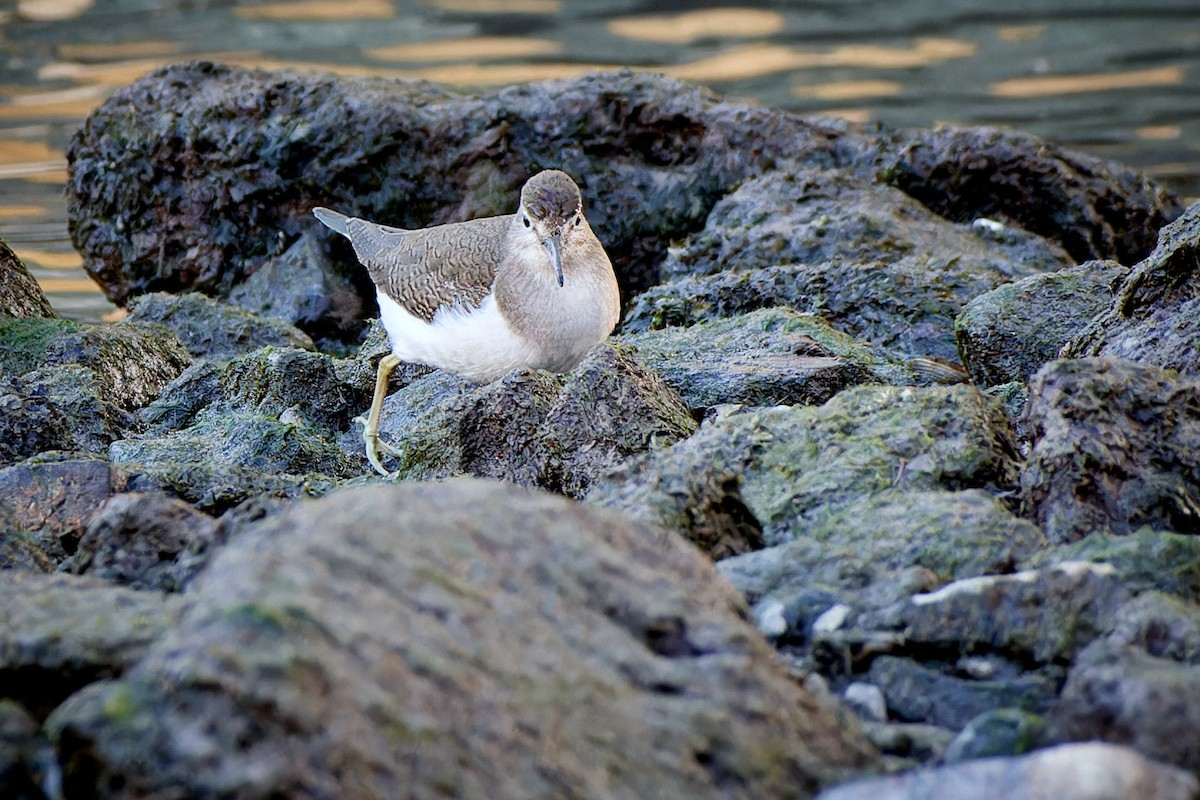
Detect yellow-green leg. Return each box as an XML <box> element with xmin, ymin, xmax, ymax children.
<box><xmin>359</xmin><ymin>353</ymin><xmax>402</xmax><ymax>476</ymax></box>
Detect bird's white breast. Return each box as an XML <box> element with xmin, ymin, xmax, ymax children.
<box><xmin>377</xmin><ymin>290</ymin><xmax>532</xmax><ymax>383</ymax></box>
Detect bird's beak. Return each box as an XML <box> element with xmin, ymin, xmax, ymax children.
<box><xmin>544</xmin><ymin>233</ymin><xmax>564</xmax><ymax>287</ymax></box>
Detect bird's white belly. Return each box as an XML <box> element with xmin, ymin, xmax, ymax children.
<box><xmin>377</xmin><ymin>291</ymin><xmax>532</xmax><ymax>383</ymax></box>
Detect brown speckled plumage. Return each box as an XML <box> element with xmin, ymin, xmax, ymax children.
<box><xmin>341</xmin><ymin>215</ymin><xmax>509</xmax><ymax>323</ymax></box>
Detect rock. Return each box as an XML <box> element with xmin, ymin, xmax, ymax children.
<box><xmin>1047</xmin><ymin>592</ymin><xmax>1200</xmax><ymax>771</ymax></box>
<box><xmin>1065</xmin><ymin>201</ymin><xmax>1200</xmax><ymax>372</ymax></box>
<box><xmin>227</xmin><ymin>231</ymin><xmax>367</xmax><ymax>347</ymax></box>
<box><xmin>112</xmin><ymin>345</ymin><xmax>373</xmax><ymax>483</ymax></box>
<box><xmin>844</xmin><ymin>682</ymin><xmax>888</xmax><ymax>723</ymax></box>
<box><xmin>46</xmin><ymin>479</ymin><xmax>877</xmax><ymax>799</ymax></box>
<box><xmin>0</xmin><ymin>457</ymin><xmax>128</xmax><ymax>563</ymax></box>
<box><xmin>859</xmin><ymin>721</ymin><xmax>956</xmax><ymax>764</ymax></box>
<box><xmin>625</xmin><ymin>254</ymin><xmax>1042</xmax><ymax>365</ymax></box>
<box><xmin>0</xmin><ymin>317</ymin><xmax>192</xmax><ymax>463</ymax></box>
<box><xmin>716</xmin><ymin>489</ymin><xmax>1046</xmax><ymax>647</ymax></box>
<box><xmin>112</xmin><ymin>412</ymin><xmax>359</xmax><ymax>480</ymax></box>
<box><xmin>588</xmin><ymin>384</ymin><xmax>1020</xmax><ymax>554</ymax></box>
<box><xmin>140</xmin><ymin>345</ymin><xmax>369</xmax><ymax>435</ymax></box>
<box><xmin>68</xmin><ymin>65</ymin><xmax>1175</xmax><ymax>342</ymax></box>
<box><xmin>66</xmin><ymin>492</ymin><xmax>227</xmax><ymax>592</ymax></box>
<box><xmin>866</xmin><ymin>656</ymin><xmax>1061</xmax><ymax>731</ymax></box>
<box><xmin>125</xmin><ymin>291</ymin><xmax>313</xmax><ymax>358</ymax></box>
<box><xmin>620</xmin><ymin>307</ymin><xmax>912</xmax><ymax>410</ymax></box>
<box><xmin>1021</xmin><ymin>527</ymin><xmax>1200</xmax><ymax>605</ymax></box>
<box><xmin>67</xmin><ymin>64</ymin><xmax>849</xmax><ymax>329</ymax></box>
<box><xmin>941</xmin><ymin>709</ymin><xmax>1045</xmax><ymax>764</ymax></box>
<box><xmin>955</xmin><ymin>261</ymin><xmax>1128</xmax><ymax>388</ymax></box>
<box><xmin>660</xmin><ymin>168</ymin><xmax>1068</xmax><ymax>283</ymax></box>
<box><xmin>1021</xmin><ymin>357</ymin><xmax>1200</xmax><ymax>543</ymax></box>
<box><xmin>0</xmin><ymin>238</ymin><xmax>55</xmax><ymax>318</ymax></box>
<box><xmin>373</xmin><ymin>344</ymin><xmax>698</xmax><ymax>498</ymax></box>
<box><xmin>816</xmin><ymin>742</ymin><xmax>1198</xmax><ymax>800</ymax></box>
<box><xmin>121</xmin><ymin>460</ymin><xmax>337</xmax><ymax>516</ymax></box>
<box><xmin>0</xmin><ymin>533</ymin><xmax>54</xmax><ymax>573</ymax></box>
<box><xmin>0</xmin><ymin>573</ymin><xmax>183</xmax><ymax>718</ymax></box>
<box><xmin>0</xmin><ymin>700</ymin><xmax>59</xmax><ymax>800</ymax></box>
<box><xmin>863</xmin><ymin>562</ymin><xmax>1130</xmax><ymax>664</ymax></box>
<box><xmin>873</xmin><ymin>126</ymin><xmax>1183</xmax><ymax>265</ymax></box>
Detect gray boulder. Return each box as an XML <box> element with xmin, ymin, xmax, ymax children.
<box><xmin>65</xmin><ymin>492</ymin><xmax>227</xmax><ymax>592</ymax></box>
<box><xmin>0</xmin><ymin>238</ymin><xmax>55</xmax><ymax>318</ymax></box>
<box><xmin>955</xmin><ymin>261</ymin><xmax>1128</xmax><ymax>388</ymax></box>
<box><xmin>126</xmin><ymin>291</ymin><xmax>313</xmax><ymax>359</ymax></box>
<box><xmin>861</xmin><ymin>562</ymin><xmax>1130</xmax><ymax>665</ymax></box>
<box><xmin>870</xmin><ymin>126</ymin><xmax>1181</xmax><ymax>265</ymax></box>
<box><xmin>1065</xmin><ymin>200</ymin><xmax>1200</xmax><ymax>372</ymax></box>
<box><xmin>620</xmin><ymin>307</ymin><xmax>914</xmax><ymax>410</ymax></box>
<box><xmin>0</xmin><ymin>573</ymin><xmax>183</xmax><ymax>719</ymax></box>
<box><xmin>588</xmin><ymin>383</ymin><xmax>1020</xmax><ymax>554</ymax></box>
<box><xmin>0</xmin><ymin>457</ymin><xmax>127</xmax><ymax>563</ymax></box>
<box><xmin>46</xmin><ymin>479</ymin><xmax>877</xmax><ymax>799</ymax></box>
<box><xmin>1021</xmin><ymin>357</ymin><xmax>1200</xmax><ymax>542</ymax></box>
<box><xmin>371</xmin><ymin>344</ymin><xmax>697</xmax><ymax>498</ymax></box>
<box><xmin>817</xmin><ymin>742</ymin><xmax>1198</xmax><ymax>800</ymax></box>
<box><xmin>660</xmin><ymin>168</ymin><xmax>1068</xmax><ymax>282</ymax></box>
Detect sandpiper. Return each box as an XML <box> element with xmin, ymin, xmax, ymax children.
<box><xmin>313</xmin><ymin>170</ymin><xmax>620</xmax><ymax>476</ymax></box>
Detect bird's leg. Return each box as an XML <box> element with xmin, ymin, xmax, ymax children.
<box><xmin>360</xmin><ymin>353</ymin><xmax>401</xmax><ymax>476</ymax></box>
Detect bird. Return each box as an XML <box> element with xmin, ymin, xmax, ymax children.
<box><xmin>313</xmin><ymin>169</ymin><xmax>620</xmax><ymax>476</ymax></box>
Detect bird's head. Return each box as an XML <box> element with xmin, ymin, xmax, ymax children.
<box><xmin>519</xmin><ymin>170</ymin><xmax>585</xmax><ymax>287</ymax></box>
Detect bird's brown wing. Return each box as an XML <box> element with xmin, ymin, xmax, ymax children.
<box><xmin>344</xmin><ymin>216</ymin><xmax>509</xmax><ymax>322</ymax></box>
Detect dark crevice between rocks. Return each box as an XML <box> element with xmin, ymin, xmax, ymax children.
<box><xmin>1</xmin><ymin>666</ymin><xmax>115</xmax><ymax>724</ymax></box>
<box><xmin>689</xmin><ymin>480</ymin><xmax>765</xmax><ymax>561</ymax></box>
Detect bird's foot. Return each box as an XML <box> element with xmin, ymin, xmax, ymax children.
<box><xmin>357</xmin><ymin>415</ymin><xmax>401</xmax><ymax>477</ymax></box>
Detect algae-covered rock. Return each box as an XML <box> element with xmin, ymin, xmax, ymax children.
<box><xmin>0</xmin><ymin>572</ymin><xmax>183</xmax><ymax>718</ymax></box>
<box><xmin>46</xmin><ymin>479</ymin><xmax>877</xmax><ymax>799</ymax></box>
<box><xmin>126</xmin><ymin>291</ymin><xmax>313</xmax><ymax>359</ymax></box>
<box><xmin>112</xmin><ymin>413</ymin><xmax>357</xmax><ymax>480</ymax></box>
<box><xmin>1021</xmin><ymin>527</ymin><xmax>1200</xmax><ymax>606</ymax></box>
<box><xmin>1047</xmin><ymin>592</ymin><xmax>1200</xmax><ymax>772</ymax></box>
<box><xmin>875</xmin><ymin>126</ymin><xmax>1182</xmax><ymax>265</ymax></box>
<box><xmin>589</xmin><ymin>383</ymin><xmax>1020</xmax><ymax>553</ymax></box>
<box><xmin>624</xmin><ymin>254</ymin><xmax>1037</xmax><ymax>364</ymax></box>
<box><xmin>373</xmin><ymin>344</ymin><xmax>698</xmax><ymax>497</ymax></box>
<box><xmin>1064</xmin><ymin>201</ymin><xmax>1200</xmax><ymax>374</ymax></box>
<box><xmin>955</xmin><ymin>261</ymin><xmax>1128</xmax><ymax>388</ymax></box>
<box><xmin>661</xmin><ymin>168</ymin><xmax>1068</xmax><ymax>282</ymax></box>
<box><xmin>0</xmin><ymin>317</ymin><xmax>192</xmax><ymax>463</ymax></box>
<box><xmin>716</xmin><ymin>488</ymin><xmax>1045</xmax><ymax>627</ymax></box>
<box><xmin>0</xmin><ymin>239</ymin><xmax>55</xmax><ymax>319</ymax></box>
<box><xmin>620</xmin><ymin>307</ymin><xmax>912</xmax><ymax>409</ymax></box>
<box><xmin>941</xmin><ymin>709</ymin><xmax>1045</xmax><ymax>764</ymax></box>
<box><xmin>817</xmin><ymin>742</ymin><xmax>1198</xmax><ymax>800</ymax></box>
<box><xmin>1021</xmin><ymin>357</ymin><xmax>1200</xmax><ymax>542</ymax></box>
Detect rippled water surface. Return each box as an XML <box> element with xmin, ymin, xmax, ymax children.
<box><xmin>2</xmin><ymin>0</ymin><xmax>1198</xmax><ymax>321</ymax></box>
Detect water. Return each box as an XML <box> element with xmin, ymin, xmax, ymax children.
<box><xmin>2</xmin><ymin>0</ymin><xmax>1198</xmax><ymax>322</ymax></box>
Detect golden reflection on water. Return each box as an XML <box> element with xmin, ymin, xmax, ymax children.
<box><xmin>990</xmin><ymin>65</ymin><xmax>1186</xmax><ymax>98</ymax></box>
<box><xmin>607</xmin><ymin>8</ymin><xmax>785</xmax><ymax>44</ymax></box>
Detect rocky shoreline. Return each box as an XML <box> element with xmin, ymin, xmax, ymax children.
<box><xmin>2</xmin><ymin>64</ymin><xmax>1199</xmax><ymax>798</ymax></box>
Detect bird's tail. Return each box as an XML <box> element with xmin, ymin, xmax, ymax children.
<box><xmin>312</xmin><ymin>207</ymin><xmax>350</xmax><ymax>237</ymax></box>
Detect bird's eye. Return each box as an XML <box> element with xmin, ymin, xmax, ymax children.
<box><xmin>523</xmin><ymin>215</ymin><xmax>531</xmax><ymax>228</ymax></box>
<box><xmin>574</xmin><ymin>215</ymin><xmax>581</xmax><ymax>227</ymax></box>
